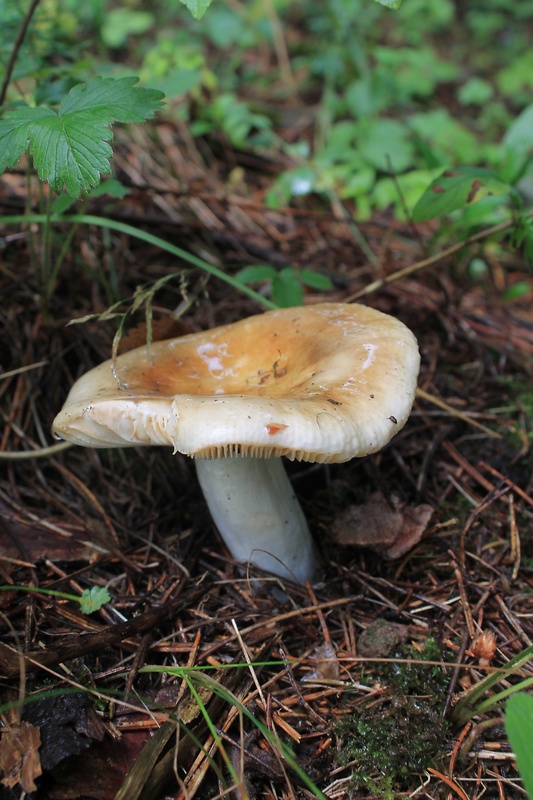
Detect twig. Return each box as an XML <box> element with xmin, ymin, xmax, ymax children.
<box><xmin>346</xmin><ymin>212</ymin><xmax>533</xmax><ymax>301</ymax></box>
<box><xmin>479</xmin><ymin>461</ymin><xmax>533</xmax><ymax>509</ymax></box>
<box><xmin>279</xmin><ymin>643</ymin><xmax>326</xmax><ymax>725</ymax></box>
<box><xmin>0</xmin><ymin>360</ymin><xmax>48</xmax><ymax>381</ymax></box>
<box><xmin>231</xmin><ymin>618</ymin><xmax>266</xmax><ymax>706</ymax></box>
<box><xmin>509</xmin><ymin>496</ymin><xmax>521</xmax><ymax>581</ymax></box>
<box><xmin>416</xmin><ymin>387</ymin><xmax>502</xmax><ymax>439</ymax></box>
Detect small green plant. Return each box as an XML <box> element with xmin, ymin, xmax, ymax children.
<box><xmin>0</xmin><ymin>584</ymin><xmax>111</xmax><ymax>615</ymax></box>
<box><xmin>141</xmin><ymin>663</ymin><xmax>328</xmax><ymax>798</ymax></box>
<box><xmin>0</xmin><ymin>212</ymin><xmax>277</xmax><ymax>312</ymax></box>
<box><xmin>451</xmin><ymin>645</ymin><xmax>533</xmax><ymax>728</ymax></box>
<box><xmin>0</xmin><ymin>76</ymin><xmax>164</xmax><ymax>197</ymax></box>
<box><xmin>236</xmin><ymin>264</ymin><xmax>333</xmax><ymax>307</ymax></box>
<box><xmin>410</xmin><ymin>159</ymin><xmax>533</xmax><ymax>273</ymax></box>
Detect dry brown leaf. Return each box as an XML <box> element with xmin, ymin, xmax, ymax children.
<box><xmin>301</xmin><ymin>641</ymin><xmax>339</xmax><ymax>681</ymax></box>
<box><xmin>0</xmin><ymin>511</ymin><xmax>98</xmax><ymax>565</ymax></box>
<box><xmin>330</xmin><ymin>492</ymin><xmax>433</xmax><ymax>559</ymax></box>
<box><xmin>0</xmin><ymin>721</ymin><xmax>42</xmax><ymax>793</ymax></box>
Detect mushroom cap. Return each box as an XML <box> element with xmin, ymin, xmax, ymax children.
<box><xmin>52</xmin><ymin>303</ymin><xmax>420</xmax><ymax>463</ymax></box>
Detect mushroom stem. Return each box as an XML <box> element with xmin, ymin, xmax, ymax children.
<box><xmin>194</xmin><ymin>456</ymin><xmax>317</xmax><ymax>584</ymax></box>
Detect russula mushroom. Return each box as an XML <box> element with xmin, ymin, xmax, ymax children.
<box><xmin>52</xmin><ymin>303</ymin><xmax>420</xmax><ymax>583</ymax></box>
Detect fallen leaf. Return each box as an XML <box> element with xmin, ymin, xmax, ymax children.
<box><xmin>0</xmin><ymin>721</ymin><xmax>42</xmax><ymax>793</ymax></box>
<box><xmin>302</xmin><ymin>641</ymin><xmax>339</xmax><ymax>681</ymax></box>
<box><xmin>0</xmin><ymin>498</ymin><xmax>103</xmax><ymax>563</ymax></box>
<box><xmin>329</xmin><ymin>493</ymin><xmax>433</xmax><ymax>559</ymax></box>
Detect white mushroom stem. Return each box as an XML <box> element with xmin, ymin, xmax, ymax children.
<box><xmin>194</xmin><ymin>456</ymin><xmax>317</xmax><ymax>584</ymax></box>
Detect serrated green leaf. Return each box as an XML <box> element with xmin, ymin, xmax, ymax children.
<box><xmin>0</xmin><ymin>106</ymin><xmax>46</xmax><ymax>170</ymax></box>
<box><xmin>412</xmin><ymin>167</ymin><xmax>511</xmax><ymax>222</ymax></box>
<box><xmin>505</xmin><ymin>693</ymin><xmax>533</xmax><ymax>798</ymax></box>
<box><xmin>79</xmin><ymin>586</ymin><xmax>111</xmax><ymax>614</ymax></box>
<box><xmin>0</xmin><ymin>77</ymin><xmax>165</xmax><ymax>197</ymax></box>
<box><xmin>236</xmin><ymin>265</ymin><xmax>277</xmax><ymax>284</ymax></box>
<box><xmin>59</xmin><ymin>76</ymin><xmax>164</xmax><ymax>124</ymax></box>
<box><xmin>179</xmin><ymin>0</ymin><xmax>215</xmax><ymax>20</ymax></box>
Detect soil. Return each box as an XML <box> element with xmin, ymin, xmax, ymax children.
<box><xmin>1</xmin><ymin>121</ymin><xmax>532</xmax><ymax>799</ymax></box>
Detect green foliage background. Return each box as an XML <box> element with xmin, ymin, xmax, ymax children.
<box><xmin>2</xmin><ymin>0</ymin><xmax>533</xmax><ymax>222</ymax></box>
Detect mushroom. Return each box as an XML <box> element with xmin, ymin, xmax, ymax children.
<box><xmin>52</xmin><ymin>303</ymin><xmax>420</xmax><ymax>583</ymax></box>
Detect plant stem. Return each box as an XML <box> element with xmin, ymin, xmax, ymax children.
<box><xmin>41</xmin><ymin>192</ymin><xmax>54</xmax><ymax>314</ymax></box>
<box><xmin>347</xmin><ymin>210</ymin><xmax>533</xmax><ymax>301</ymax></box>
<box><xmin>49</xmin><ymin>204</ymin><xmax>86</xmax><ymax>291</ymax></box>
<box><xmin>0</xmin><ymin>214</ymin><xmax>278</xmax><ymax>310</ymax></box>
<box><xmin>0</xmin><ymin>0</ymin><xmax>43</xmax><ymax>107</ymax></box>
<box><xmin>0</xmin><ymin>442</ymin><xmax>72</xmax><ymax>460</ymax></box>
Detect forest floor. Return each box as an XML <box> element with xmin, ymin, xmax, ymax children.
<box><xmin>1</xmin><ymin>119</ymin><xmax>533</xmax><ymax>800</ymax></box>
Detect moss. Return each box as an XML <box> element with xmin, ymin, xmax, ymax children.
<box><xmin>334</xmin><ymin>638</ymin><xmax>450</xmax><ymax>796</ymax></box>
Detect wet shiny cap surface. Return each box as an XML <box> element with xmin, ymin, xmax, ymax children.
<box><xmin>52</xmin><ymin>303</ymin><xmax>420</xmax><ymax>463</ymax></box>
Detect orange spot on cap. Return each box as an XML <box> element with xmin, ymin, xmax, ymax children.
<box><xmin>266</xmin><ymin>423</ymin><xmax>288</xmax><ymax>435</ymax></box>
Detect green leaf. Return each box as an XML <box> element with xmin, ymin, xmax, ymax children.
<box><xmin>0</xmin><ymin>77</ymin><xmax>165</xmax><ymax>197</ymax></box>
<box><xmin>272</xmin><ymin>268</ymin><xmax>304</xmax><ymax>308</ymax></box>
<box><xmin>89</xmin><ymin>179</ymin><xmax>131</xmax><ymax>199</ymax></box>
<box><xmin>505</xmin><ymin>693</ymin><xmax>533</xmax><ymax>798</ymax></box>
<box><xmin>51</xmin><ymin>193</ymin><xmax>76</xmax><ymax>216</ymax></box>
<box><xmin>100</xmin><ymin>9</ymin><xmax>155</xmax><ymax>49</ymax></box>
<box><xmin>79</xmin><ymin>586</ymin><xmax>111</xmax><ymax>614</ymax></box>
<box><xmin>503</xmin><ymin>104</ymin><xmax>533</xmax><ymax>156</ymax></box>
<box><xmin>357</xmin><ymin>118</ymin><xmax>414</xmax><ymax>173</ymax></box>
<box><xmin>179</xmin><ymin>0</ymin><xmax>215</xmax><ymax>20</ymax></box>
<box><xmin>373</xmin><ymin>0</ymin><xmax>402</xmax><ymax>8</ymax></box>
<box><xmin>457</xmin><ymin>77</ymin><xmax>494</xmax><ymax>106</ymax></box>
<box><xmin>300</xmin><ymin>269</ymin><xmax>333</xmax><ymax>291</ymax></box>
<box><xmin>58</xmin><ymin>76</ymin><xmax>164</xmax><ymax>124</ymax></box>
<box><xmin>501</xmin><ymin>281</ymin><xmax>531</xmax><ymax>302</ymax></box>
<box><xmin>412</xmin><ymin>167</ymin><xmax>511</xmax><ymax>221</ymax></box>
<box><xmin>235</xmin><ymin>265</ymin><xmax>277</xmax><ymax>284</ymax></box>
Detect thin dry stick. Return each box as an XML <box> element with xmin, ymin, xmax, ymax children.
<box><xmin>495</xmin><ymin>595</ymin><xmax>533</xmax><ymax>648</ymax></box>
<box><xmin>306</xmin><ymin>581</ymin><xmax>331</xmax><ymax>644</ymax></box>
<box><xmin>346</xmin><ymin>212</ymin><xmax>533</xmax><ymax>301</ymax></box>
<box><xmin>509</xmin><ymin>496</ymin><xmax>521</xmax><ymax>581</ymax></box>
<box><xmin>279</xmin><ymin>643</ymin><xmax>326</xmax><ymax>726</ymax></box>
<box><xmin>0</xmin><ymin>361</ymin><xmax>49</xmax><ymax>381</ymax></box>
<box><xmin>231</xmin><ymin>618</ymin><xmax>266</xmax><ymax>706</ymax></box>
<box><xmin>264</xmin><ymin>0</ymin><xmax>296</xmax><ymax>90</ymax></box>
<box><xmin>479</xmin><ymin>460</ymin><xmax>533</xmax><ymax>509</ymax></box>
<box><xmin>416</xmin><ymin>387</ymin><xmax>502</xmax><ymax>439</ymax></box>
<box><xmin>451</xmin><ymin>556</ymin><xmax>476</xmax><ymax>639</ymax></box>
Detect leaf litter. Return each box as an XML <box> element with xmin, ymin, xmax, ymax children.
<box><xmin>0</xmin><ymin>120</ymin><xmax>533</xmax><ymax>799</ymax></box>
